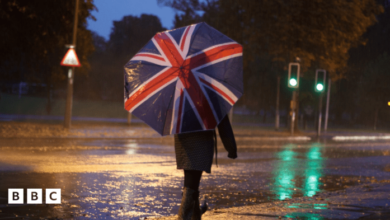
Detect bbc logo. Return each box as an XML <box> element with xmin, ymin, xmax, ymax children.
<box><xmin>8</xmin><ymin>188</ymin><xmax>61</xmax><ymax>204</ymax></box>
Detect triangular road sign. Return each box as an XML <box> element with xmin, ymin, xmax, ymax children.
<box><xmin>61</xmin><ymin>48</ymin><xmax>81</xmax><ymax>67</ymax></box>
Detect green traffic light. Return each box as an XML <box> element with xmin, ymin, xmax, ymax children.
<box><xmin>289</xmin><ymin>78</ymin><xmax>297</xmax><ymax>87</ymax></box>
<box><xmin>316</xmin><ymin>83</ymin><xmax>324</xmax><ymax>91</ymax></box>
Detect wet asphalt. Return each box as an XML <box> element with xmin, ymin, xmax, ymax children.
<box><xmin>0</xmin><ymin>138</ymin><xmax>389</xmax><ymax>219</ymax></box>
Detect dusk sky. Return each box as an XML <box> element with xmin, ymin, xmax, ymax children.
<box><xmin>87</xmin><ymin>0</ymin><xmax>176</xmax><ymax>40</ymax></box>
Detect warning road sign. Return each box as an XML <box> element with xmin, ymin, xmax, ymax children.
<box><xmin>61</xmin><ymin>48</ymin><xmax>81</xmax><ymax>67</ymax></box>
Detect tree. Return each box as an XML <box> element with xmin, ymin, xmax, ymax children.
<box><xmin>87</xmin><ymin>14</ymin><xmax>166</xmax><ymax>101</ymax></box>
<box><xmin>161</xmin><ymin>0</ymin><xmax>383</xmax><ymax>129</ymax></box>
<box><xmin>332</xmin><ymin>3</ymin><xmax>390</xmax><ymax>127</ymax></box>
<box><xmin>74</xmin><ymin>31</ymin><xmax>107</xmax><ymax>100</ymax></box>
<box><xmin>0</xmin><ymin>0</ymin><xmax>95</xmax><ymax>112</ymax></box>
<box><xmin>360</xmin><ymin>52</ymin><xmax>390</xmax><ymax>129</ymax></box>
<box><xmin>108</xmin><ymin>14</ymin><xmax>165</xmax><ymax>58</ymax></box>
<box><xmin>162</xmin><ymin>0</ymin><xmax>382</xmax><ymax>76</ymax></box>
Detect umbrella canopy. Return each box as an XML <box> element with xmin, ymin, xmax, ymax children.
<box><xmin>124</xmin><ymin>22</ymin><xmax>243</xmax><ymax>136</ymax></box>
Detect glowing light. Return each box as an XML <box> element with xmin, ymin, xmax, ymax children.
<box><xmin>289</xmin><ymin>78</ymin><xmax>297</xmax><ymax>86</ymax></box>
<box><xmin>241</xmin><ymin>136</ymin><xmax>310</xmax><ymax>141</ymax></box>
<box><xmin>316</xmin><ymin>83</ymin><xmax>324</xmax><ymax>91</ymax></box>
<box><xmin>314</xmin><ymin>204</ymin><xmax>328</xmax><ymax>210</ymax></box>
<box><xmin>126</xmin><ymin>149</ymin><xmax>137</xmax><ymax>155</ymax></box>
<box><xmin>333</xmin><ymin>135</ymin><xmax>390</xmax><ymax>141</ymax></box>
<box><xmin>125</xmin><ymin>142</ymin><xmax>138</xmax><ymax>154</ymax></box>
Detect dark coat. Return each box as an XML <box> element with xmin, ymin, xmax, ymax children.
<box><xmin>174</xmin><ymin>115</ymin><xmax>237</xmax><ymax>173</ymax></box>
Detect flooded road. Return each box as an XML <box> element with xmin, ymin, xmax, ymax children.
<box><xmin>0</xmin><ymin>138</ymin><xmax>389</xmax><ymax>219</ymax></box>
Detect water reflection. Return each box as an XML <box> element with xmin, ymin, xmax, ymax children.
<box><xmin>272</xmin><ymin>143</ymin><xmax>324</xmax><ymax>200</ymax></box>
<box><xmin>287</xmin><ymin>203</ymin><xmax>327</xmax><ymax>210</ymax></box>
<box><xmin>125</xmin><ymin>142</ymin><xmax>138</xmax><ymax>155</ymax></box>
<box><xmin>304</xmin><ymin>145</ymin><xmax>323</xmax><ymax>197</ymax></box>
<box><xmin>285</xmin><ymin>213</ymin><xmax>325</xmax><ymax>220</ymax></box>
<box><xmin>274</xmin><ymin>144</ymin><xmax>297</xmax><ymax>200</ymax></box>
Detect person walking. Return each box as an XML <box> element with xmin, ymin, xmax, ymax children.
<box><xmin>175</xmin><ymin>115</ymin><xmax>237</xmax><ymax>220</ymax></box>
<box><xmin>122</xmin><ymin>22</ymin><xmax>243</xmax><ymax>219</ymax></box>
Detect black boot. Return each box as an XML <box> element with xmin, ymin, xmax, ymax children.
<box><xmin>177</xmin><ymin>187</ymin><xmax>201</xmax><ymax>220</ymax></box>
<box><xmin>200</xmin><ymin>199</ymin><xmax>208</xmax><ymax>215</ymax></box>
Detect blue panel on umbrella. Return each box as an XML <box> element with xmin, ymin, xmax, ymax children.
<box><xmin>180</xmin><ymin>98</ymin><xmax>203</xmax><ymax>133</ymax></box>
<box><xmin>204</xmin><ymin>86</ymin><xmax>231</xmax><ymax>121</ymax></box>
<box><xmin>131</xmin><ymin>81</ymin><xmax>176</xmax><ymax>134</ymax></box>
<box><xmin>167</xmin><ymin>26</ymin><xmax>186</xmax><ymax>45</ymax></box>
<box><xmin>196</xmin><ymin>56</ymin><xmax>243</xmax><ymax>98</ymax></box>
<box><xmin>138</xmin><ymin>40</ymin><xmax>161</xmax><ymax>55</ymax></box>
<box><xmin>124</xmin><ymin>63</ymin><xmax>167</xmax><ymax>97</ymax></box>
<box><xmin>188</xmin><ymin>23</ymin><xmax>235</xmax><ymax>57</ymax></box>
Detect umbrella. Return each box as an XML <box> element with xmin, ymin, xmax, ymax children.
<box><xmin>124</xmin><ymin>22</ymin><xmax>243</xmax><ymax>136</ymax></box>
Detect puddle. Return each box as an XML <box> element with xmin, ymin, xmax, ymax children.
<box><xmin>0</xmin><ymin>139</ymin><xmax>389</xmax><ymax>219</ymax></box>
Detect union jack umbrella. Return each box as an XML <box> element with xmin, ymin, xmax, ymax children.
<box><xmin>124</xmin><ymin>22</ymin><xmax>243</xmax><ymax>136</ymax></box>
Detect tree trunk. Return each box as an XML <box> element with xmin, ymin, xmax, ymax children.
<box><xmin>294</xmin><ymin>91</ymin><xmax>300</xmax><ymax>132</ymax></box>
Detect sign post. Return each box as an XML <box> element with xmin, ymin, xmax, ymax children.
<box><xmin>61</xmin><ymin>47</ymin><xmax>81</xmax><ymax>129</ymax></box>
<box><xmin>62</xmin><ymin>0</ymin><xmax>79</xmax><ymax>129</ymax></box>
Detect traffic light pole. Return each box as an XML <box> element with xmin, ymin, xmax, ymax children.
<box><xmin>64</xmin><ymin>0</ymin><xmax>79</xmax><ymax>129</ymax></box>
<box><xmin>287</xmin><ymin>62</ymin><xmax>300</xmax><ymax>135</ymax></box>
<box><xmin>324</xmin><ymin>79</ymin><xmax>331</xmax><ymax>132</ymax></box>
<box><xmin>317</xmin><ymin>93</ymin><xmax>323</xmax><ymax>137</ymax></box>
<box><xmin>290</xmin><ymin>90</ymin><xmax>296</xmax><ymax>136</ymax></box>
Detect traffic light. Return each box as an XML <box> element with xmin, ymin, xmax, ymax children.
<box><xmin>315</xmin><ymin>69</ymin><xmax>326</xmax><ymax>92</ymax></box>
<box><xmin>288</xmin><ymin>62</ymin><xmax>300</xmax><ymax>88</ymax></box>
